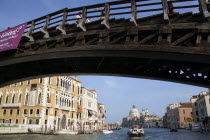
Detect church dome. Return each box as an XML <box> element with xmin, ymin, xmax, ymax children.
<box><xmin>129</xmin><ymin>105</ymin><xmax>140</xmax><ymax>118</ymax></box>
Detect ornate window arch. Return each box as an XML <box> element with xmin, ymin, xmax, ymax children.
<box><xmin>12</xmin><ymin>94</ymin><xmax>15</xmax><ymax>103</ymax></box>
<box><xmin>38</xmin><ymin>92</ymin><xmax>41</xmax><ymax>105</ymax></box>
<box><xmin>25</xmin><ymin>93</ymin><xmax>29</xmax><ymax>105</ymax></box>
<box><xmin>5</xmin><ymin>94</ymin><xmax>9</xmax><ymax>103</ymax></box>
<box><xmin>18</xmin><ymin>94</ymin><xmax>22</xmax><ymax>103</ymax></box>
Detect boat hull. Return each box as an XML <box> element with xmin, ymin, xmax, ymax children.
<box><xmin>102</xmin><ymin>130</ymin><xmax>113</xmax><ymax>134</ymax></box>
<box><xmin>128</xmin><ymin>132</ymin><xmax>144</xmax><ymax>137</ymax></box>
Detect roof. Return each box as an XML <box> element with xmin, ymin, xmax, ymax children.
<box><xmin>179</xmin><ymin>103</ymin><xmax>192</xmax><ymax>108</ymax></box>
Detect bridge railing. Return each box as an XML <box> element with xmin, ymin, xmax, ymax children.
<box><xmin>22</xmin><ymin>0</ymin><xmax>208</xmax><ymax>41</ymax></box>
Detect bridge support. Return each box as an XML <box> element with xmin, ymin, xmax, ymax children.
<box><xmin>130</xmin><ymin>0</ymin><xmax>137</xmax><ymax>26</ymax></box>
<box><xmin>56</xmin><ymin>8</ymin><xmax>68</xmax><ymax>35</ymax></box>
<box><xmin>162</xmin><ymin>0</ymin><xmax>170</xmax><ymax>24</ymax></box>
<box><xmin>23</xmin><ymin>21</ymin><xmax>35</xmax><ymax>42</ymax></box>
<box><xmin>101</xmin><ymin>3</ymin><xmax>110</xmax><ymax>29</ymax></box>
<box><xmin>77</xmin><ymin>7</ymin><xmax>87</xmax><ymax>32</ymax></box>
<box><xmin>40</xmin><ymin>15</ymin><xmax>50</xmax><ymax>38</ymax></box>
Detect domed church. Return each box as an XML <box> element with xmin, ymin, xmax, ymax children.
<box><xmin>129</xmin><ymin>105</ymin><xmax>140</xmax><ymax>119</ymax></box>
<box><xmin>122</xmin><ymin>105</ymin><xmax>141</xmax><ymax>127</ymax></box>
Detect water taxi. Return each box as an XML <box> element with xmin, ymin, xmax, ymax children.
<box><xmin>127</xmin><ymin>125</ymin><xmax>144</xmax><ymax>137</ymax></box>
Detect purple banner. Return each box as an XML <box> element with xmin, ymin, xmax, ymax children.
<box><xmin>0</xmin><ymin>23</ymin><xmax>27</xmax><ymax>52</ymax></box>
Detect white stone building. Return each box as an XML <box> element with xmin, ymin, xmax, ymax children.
<box><xmin>80</xmin><ymin>87</ymin><xmax>98</xmax><ymax>131</ymax></box>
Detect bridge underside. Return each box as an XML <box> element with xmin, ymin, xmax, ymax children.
<box><xmin>1</xmin><ymin>50</ymin><xmax>210</xmax><ymax>88</ymax></box>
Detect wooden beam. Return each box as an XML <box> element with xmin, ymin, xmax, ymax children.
<box><xmin>77</xmin><ymin>7</ymin><xmax>87</xmax><ymax>31</ymax></box>
<box><xmin>40</xmin><ymin>15</ymin><xmax>50</xmax><ymax>38</ymax></box>
<box><xmin>171</xmin><ymin>31</ymin><xmax>196</xmax><ymax>46</ymax></box>
<box><xmin>101</xmin><ymin>3</ymin><xmax>110</xmax><ymax>29</ymax></box>
<box><xmin>162</xmin><ymin>0</ymin><xmax>170</xmax><ymax>24</ymax></box>
<box><xmin>139</xmin><ymin>32</ymin><xmax>159</xmax><ymax>45</ymax></box>
<box><xmin>56</xmin><ymin>8</ymin><xmax>68</xmax><ymax>35</ymax></box>
<box><xmin>130</xmin><ymin>0</ymin><xmax>137</xmax><ymax>26</ymax></box>
<box><xmin>23</xmin><ymin>21</ymin><xmax>35</xmax><ymax>41</ymax></box>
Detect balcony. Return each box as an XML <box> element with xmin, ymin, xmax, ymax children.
<box><xmin>60</xmin><ymin>106</ymin><xmax>70</xmax><ymax>111</ymax></box>
<box><xmin>55</xmin><ymin>104</ymin><xmax>60</xmax><ymax>109</ymax></box>
<box><xmin>46</xmin><ymin>103</ymin><xmax>51</xmax><ymax>107</ymax></box>
<box><xmin>2</xmin><ymin>103</ymin><xmax>21</xmax><ymax>108</ymax></box>
<box><xmin>71</xmin><ymin>108</ymin><xmax>76</xmax><ymax>112</ymax></box>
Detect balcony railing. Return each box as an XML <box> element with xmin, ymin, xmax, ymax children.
<box><xmin>60</xmin><ymin>106</ymin><xmax>70</xmax><ymax>111</ymax></box>
<box><xmin>71</xmin><ymin>108</ymin><xmax>76</xmax><ymax>112</ymax></box>
<box><xmin>46</xmin><ymin>103</ymin><xmax>51</xmax><ymax>107</ymax></box>
<box><xmin>2</xmin><ymin>103</ymin><xmax>21</xmax><ymax>108</ymax></box>
<box><xmin>55</xmin><ymin>104</ymin><xmax>60</xmax><ymax>109</ymax></box>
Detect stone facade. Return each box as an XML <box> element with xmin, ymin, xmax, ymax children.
<box><xmin>166</xmin><ymin>103</ymin><xmax>193</xmax><ymax>128</ymax></box>
<box><xmin>0</xmin><ymin>76</ymin><xmax>105</xmax><ymax>132</ymax></box>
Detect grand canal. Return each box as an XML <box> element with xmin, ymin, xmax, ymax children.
<box><xmin>0</xmin><ymin>128</ymin><xmax>210</xmax><ymax>140</ymax></box>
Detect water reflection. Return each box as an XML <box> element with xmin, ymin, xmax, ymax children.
<box><xmin>0</xmin><ymin>128</ymin><xmax>210</xmax><ymax>140</ymax></box>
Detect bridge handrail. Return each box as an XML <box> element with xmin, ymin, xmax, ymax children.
<box><xmin>20</xmin><ymin>0</ymin><xmax>207</xmax><ymax>40</ymax></box>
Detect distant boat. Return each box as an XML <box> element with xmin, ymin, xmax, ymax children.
<box><xmin>127</xmin><ymin>125</ymin><xmax>144</xmax><ymax>137</ymax></box>
<box><xmin>102</xmin><ymin>130</ymin><xmax>113</xmax><ymax>134</ymax></box>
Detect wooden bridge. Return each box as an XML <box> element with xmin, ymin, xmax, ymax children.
<box><xmin>1</xmin><ymin>0</ymin><xmax>210</xmax><ymax>87</ymax></box>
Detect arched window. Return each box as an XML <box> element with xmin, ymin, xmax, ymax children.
<box><xmin>65</xmin><ymin>99</ymin><xmax>67</xmax><ymax>106</ymax></box>
<box><xmin>0</xmin><ymin>95</ymin><xmax>2</xmax><ymax>105</ymax></box>
<box><xmin>5</xmin><ymin>95</ymin><xmax>9</xmax><ymax>103</ymax></box>
<box><xmin>72</xmin><ymin>84</ymin><xmax>75</xmax><ymax>92</ymax></box>
<box><xmin>69</xmin><ymin>100</ymin><xmax>71</xmax><ymax>107</ymax></box>
<box><xmin>67</xmin><ymin>100</ymin><xmax>69</xmax><ymax>107</ymax></box>
<box><xmin>18</xmin><ymin>94</ymin><xmax>22</xmax><ymax>103</ymax></box>
<box><xmin>25</xmin><ymin>93</ymin><xmax>29</xmax><ymax>105</ymax></box>
<box><xmin>47</xmin><ymin>94</ymin><xmax>49</xmax><ymax>103</ymax></box>
<box><xmin>56</xmin><ymin>77</ymin><xmax>59</xmax><ymax>87</ymax></box>
<box><xmin>60</xmin><ymin>97</ymin><xmax>62</xmax><ymax>106</ymax></box>
<box><xmin>38</xmin><ymin>93</ymin><xmax>41</xmax><ymax>104</ymax></box>
<box><xmin>62</xmin><ymin>99</ymin><xmax>64</xmax><ymax>106</ymax></box>
<box><xmin>12</xmin><ymin>94</ymin><xmax>15</xmax><ymax>103</ymax></box>
<box><xmin>56</xmin><ymin>96</ymin><xmax>58</xmax><ymax>105</ymax></box>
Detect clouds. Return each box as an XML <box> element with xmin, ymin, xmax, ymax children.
<box><xmin>104</xmin><ymin>78</ymin><xmax>116</xmax><ymax>88</ymax></box>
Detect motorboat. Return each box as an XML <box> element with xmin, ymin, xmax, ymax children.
<box><xmin>102</xmin><ymin>130</ymin><xmax>113</xmax><ymax>134</ymax></box>
<box><xmin>191</xmin><ymin>124</ymin><xmax>200</xmax><ymax>132</ymax></box>
<box><xmin>127</xmin><ymin>125</ymin><xmax>144</xmax><ymax>137</ymax></box>
<box><xmin>170</xmin><ymin>128</ymin><xmax>178</xmax><ymax>132</ymax></box>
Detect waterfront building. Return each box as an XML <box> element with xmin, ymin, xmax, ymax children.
<box><xmin>166</xmin><ymin>103</ymin><xmax>193</xmax><ymax>128</ymax></box>
<box><xmin>80</xmin><ymin>87</ymin><xmax>98</xmax><ymax>131</ymax></box>
<box><xmin>97</xmin><ymin>103</ymin><xmax>105</xmax><ymax>130</ymax></box>
<box><xmin>190</xmin><ymin>92</ymin><xmax>210</xmax><ymax>124</ymax></box>
<box><xmin>140</xmin><ymin>109</ymin><xmax>162</xmax><ymax>127</ymax></box>
<box><xmin>190</xmin><ymin>95</ymin><xmax>199</xmax><ymax>123</ymax></box>
<box><xmin>163</xmin><ymin>113</ymin><xmax>168</xmax><ymax>128</ymax></box>
<box><xmin>191</xmin><ymin>92</ymin><xmax>210</xmax><ymax>128</ymax></box>
<box><xmin>0</xmin><ymin>76</ymin><xmax>82</xmax><ymax>131</ymax></box>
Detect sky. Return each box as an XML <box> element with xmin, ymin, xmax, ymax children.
<box><xmin>0</xmin><ymin>0</ymin><xmax>206</xmax><ymax>123</ymax></box>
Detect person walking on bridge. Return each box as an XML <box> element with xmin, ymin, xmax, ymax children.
<box><xmin>168</xmin><ymin>0</ymin><xmax>176</xmax><ymax>14</ymax></box>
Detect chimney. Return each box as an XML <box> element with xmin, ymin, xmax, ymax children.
<box><xmin>75</xmin><ymin>76</ymin><xmax>78</xmax><ymax>80</ymax></box>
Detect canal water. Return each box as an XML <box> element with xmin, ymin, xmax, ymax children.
<box><xmin>0</xmin><ymin>128</ymin><xmax>210</xmax><ymax>140</ymax></box>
